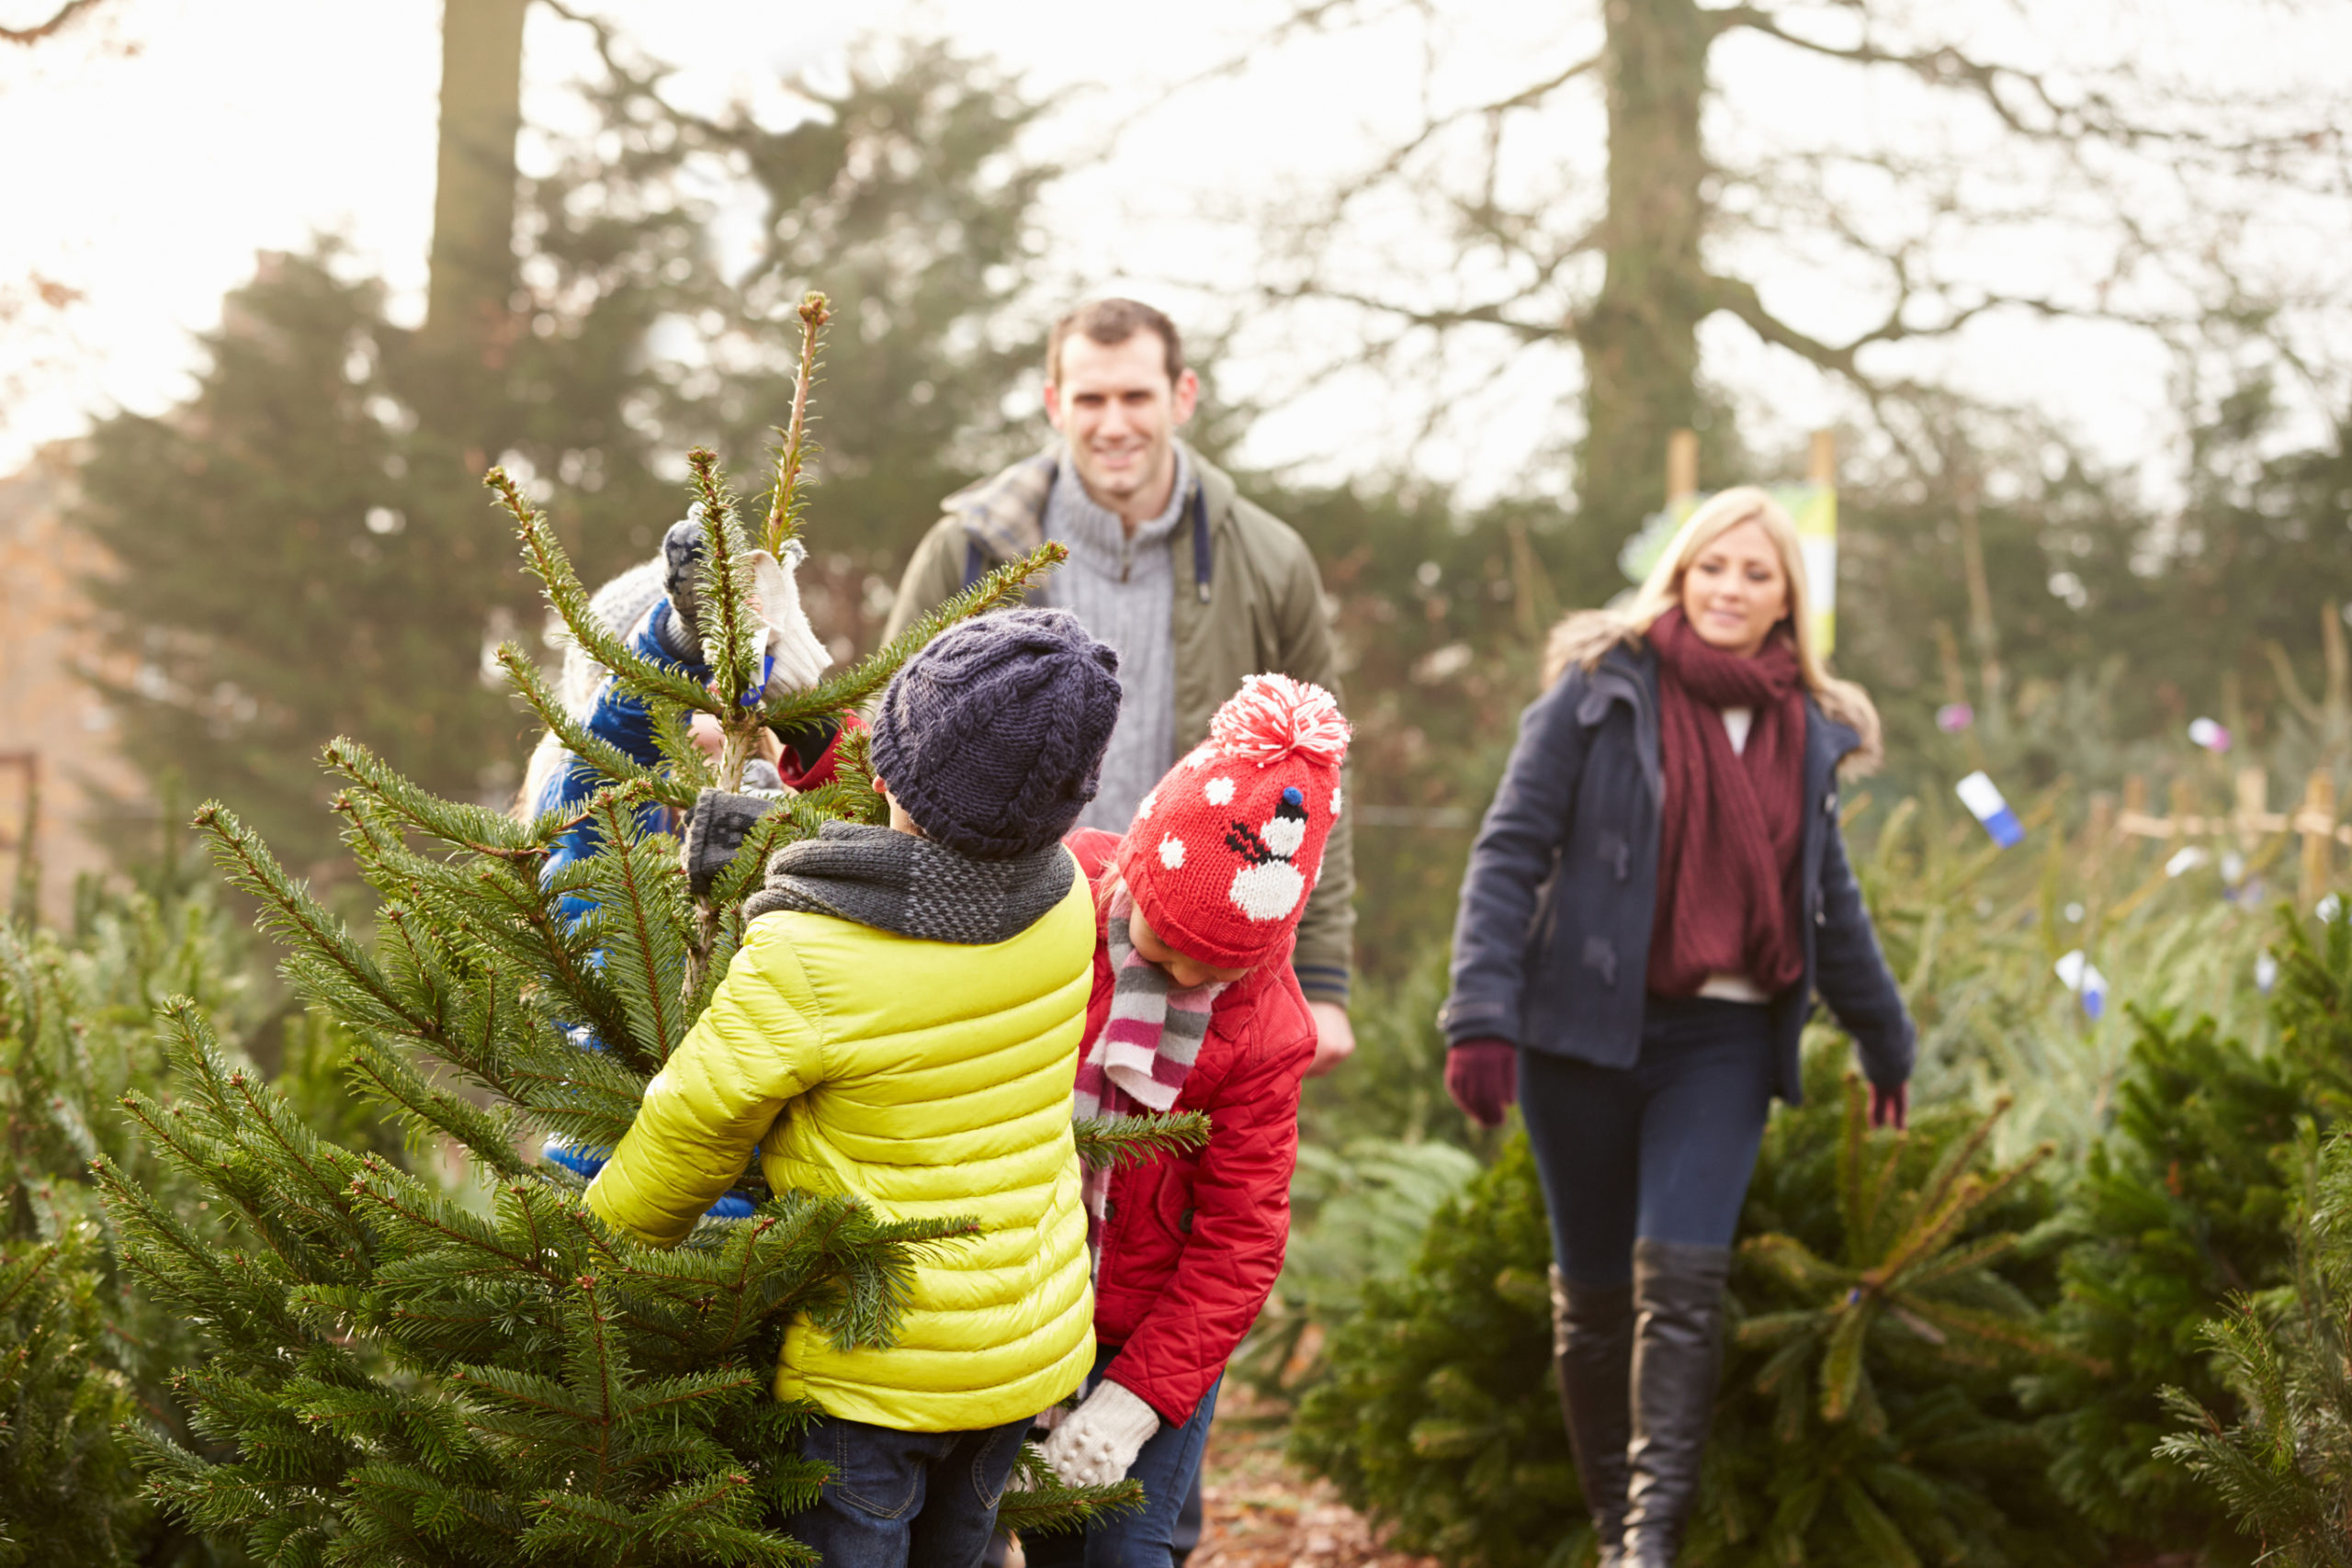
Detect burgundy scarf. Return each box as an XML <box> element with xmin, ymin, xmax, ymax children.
<box><xmin>1645</xmin><ymin>608</ymin><xmax>1807</xmax><ymax>997</ymax></box>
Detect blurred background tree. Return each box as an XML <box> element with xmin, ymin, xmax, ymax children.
<box><xmin>70</xmin><ymin>2</ymin><xmax>1050</xmax><ymax>870</ymax></box>
<box><xmin>52</xmin><ymin>0</ymin><xmax>2352</xmax><ymax>957</ymax></box>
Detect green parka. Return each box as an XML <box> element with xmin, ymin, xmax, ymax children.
<box><xmin>884</xmin><ymin>442</ymin><xmax>1355</xmax><ymax>1001</ymax></box>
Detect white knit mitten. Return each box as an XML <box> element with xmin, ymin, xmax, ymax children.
<box><xmin>741</xmin><ymin>540</ymin><xmax>831</xmax><ymax>696</ymax></box>
<box><xmin>1039</xmin><ymin>1379</ymin><xmax>1160</xmax><ymax>1489</ymax></box>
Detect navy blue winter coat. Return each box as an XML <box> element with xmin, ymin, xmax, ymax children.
<box><xmin>533</xmin><ymin>601</ymin><xmax>708</xmax><ymax>927</ymax></box>
<box><xmin>1440</xmin><ymin>638</ymin><xmax>1914</xmax><ymax>1103</ymax></box>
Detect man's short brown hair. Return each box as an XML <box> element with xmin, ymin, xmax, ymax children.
<box><xmin>1046</xmin><ymin>299</ymin><xmax>1184</xmax><ymax>387</ymax></box>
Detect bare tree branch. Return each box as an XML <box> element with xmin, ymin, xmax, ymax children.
<box><xmin>1094</xmin><ymin>0</ymin><xmax>1408</xmax><ymax>149</ymax></box>
<box><xmin>1261</xmin><ymin>281</ymin><xmax>1569</xmax><ymax>343</ymax></box>
<box><xmin>0</xmin><ymin>0</ymin><xmax>105</xmax><ymax>45</ymax></box>
<box><xmin>1715</xmin><ymin>2</ymin><xmax>2340</xmax><ymax>159</ymax></box>
<box><xmin>1363</xmin><ymin>51</ymin><xmax>1604</xmax><ymax>191</ymax></box>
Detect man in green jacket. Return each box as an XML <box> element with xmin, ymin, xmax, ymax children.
<box><xmin>883</xmin><ymin>297</ymin><xmax>1357</xmax><ymax>1074</ymax></box>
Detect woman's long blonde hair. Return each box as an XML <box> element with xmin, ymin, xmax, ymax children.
<box><xmin>1542</xmin><ymin>485</ymin><xmax>1883</xmax><ymax>772</ymax></box>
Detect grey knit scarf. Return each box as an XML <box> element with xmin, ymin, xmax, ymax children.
<box><xmin>741</xmin><ymin>820</ymin><xmax>1074</xmax><ymax>945</ymax></box>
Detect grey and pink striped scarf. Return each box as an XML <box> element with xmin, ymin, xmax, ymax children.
<box><xmin>1070</xmin><ymin>875</ymin><xmax>1227</xmax><ymax>1258</ymax></box>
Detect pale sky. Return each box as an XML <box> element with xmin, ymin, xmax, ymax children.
<box><xmin>2</xmin><ymin>0</ymin><xmax>2345</xmax><ymax>509</ymax></box>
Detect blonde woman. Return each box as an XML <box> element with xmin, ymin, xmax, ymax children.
<box><xmin>1440</xmin><ymin>487</ymin><xmax>1914</xmax><ymax>1567</ymax></box>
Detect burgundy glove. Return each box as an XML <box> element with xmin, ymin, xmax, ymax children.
<box><xmin>1869</xmin><ymin>1082</ymin><xmax>1909</xmax><ymax>1132</ymax></box>
<box><xmin>1445</xmin><ymin>1040</ymin><xmax>1519</xmax><ymax>1129</ymax></box>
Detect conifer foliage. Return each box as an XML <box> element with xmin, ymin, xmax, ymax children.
<box><xmin>1</xmin><ymin>834</ymin><xmax>259</xmax><ymax>1567</ymax></box>
<box><xmin>95</xmin><ymin>298</ymin><xmax>1115</xmax><ymax>1564</ymax></box>
<box><xmin>2160</xmin><ymin>1111</ymin><xmax>2352</xmax><ymax>1566</ymax></box>
<box><xmin>2028</xmin><ymin>908</ymin><xmax>2352</xmax><ymax>1564</ymax></box>
<box><xmin>1290</xmin><ymin>1042</ymin><xmax>2088</xmax><ymax>1568</ymax></box>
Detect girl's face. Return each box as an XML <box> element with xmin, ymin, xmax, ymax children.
<box><xmin>1679</xmin><ymin>519</ymin><xmax>1790</xmax><ymax>660</ymax></box>
<box><xmin>1129</xmin><ymin>905</ymin><xmax>1254</xmax><ymax>990</ymax></box>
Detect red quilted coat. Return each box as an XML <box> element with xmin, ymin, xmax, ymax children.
<box><xmin>1067</xmin><ymin>829</ymin><xmax>1318</xmax><ymax>1427</ymax></box>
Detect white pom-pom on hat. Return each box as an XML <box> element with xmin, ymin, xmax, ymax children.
<box><xmin>1207</xmin><ymin>673</ymin><xmax>1351</xmax><ymax>769</ymax></box>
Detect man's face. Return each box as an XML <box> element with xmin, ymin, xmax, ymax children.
<box><xmin>1044</xmin><ymin>331</ymin><xmax>1200</xmax><ymax>508</ymax></box>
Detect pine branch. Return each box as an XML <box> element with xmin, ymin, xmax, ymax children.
<box><xmin>648</xmin><ymin>696</ymin><xmax>718</xmax><ymax>795</ymax></box>
<box><xmin>324</xmin><ymin>736</ymin><xmax>541</xmax><ymax>863</ymax></box>
<box><xmin>345</xmin><ymin>1159</ymin><xmax>576</xmax><ymax>1293</ymax></box>
<box><xmin>1075</xmin><ymin>1112</ymin><xmax>1213</xmax><ymax>1170</ymax></box>
<box><xmin>153</xmin><ymin>999</ymin><xmax>377</xmax><ymax>1264</ymax></box>
<box><xmin>763</xmin><ymin>542</ymin><xmax>1068</xmax><ymax>730</ymax></box>
<box><xmin>822</xmin><ymin>728</ymin><xmax>888</xmax><ymax>828</ymax></box>
<box><xmin>487</xmin><ymin>467</ymin><xmax>722</xmax><ymax>718</ymax></box>
<box><xmin>510</xmin><ymin>1048</ymin><xmax>649</xmax><ymax>1160</ymax></box>
<box><xmin>460</xmin><ymin>853</ymin><xmax>637</xmax><ymax>1061</ymax></box>
<box><xmin>193</xmin><ymin>801</ymin><xmax>438</xmax><ymax>1043</ymax></box>
<box><xmin>581</xmin><ymin>795</ymin><xmax>692</xmax><ymax>1066</ymax></box>
<box><xmin>1887</xmin><ymin>1091</ymin><xmax>2012</xmax><ymax>1247</ymax></box>
<box><xmin>496</xmin><ymin>642</ymin><xmax>699</xmax><ymax>813</ymax></box>
<box><xmin>341</xmin><ymin>1025</ymin><xmax>532</xmax><ymax>1179</ymax></box>
<box><xmin>686</xmin><ymin>448</ymin><xmax>764</xmax><ymax>712</ymax></box>
<box><xmin>762</xmin><ymin>293</ymin><xmax>832</xmax><ymax>557</ymax></box>
<box><xmin>999</xmin><ymin>1448</ymin><xmax>1148</xmax><ymax>1537</ymax></box>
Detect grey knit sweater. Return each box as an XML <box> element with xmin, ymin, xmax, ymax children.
<box><xmin>1044</xmin><ymin>449</ymin><xmax>1191</xmax><ymax>833</ymax></box>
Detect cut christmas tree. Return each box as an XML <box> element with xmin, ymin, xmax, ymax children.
<box><xmin>2</xmin><ymin>816</ymin><xmax>263</xmax><ymax>1567</ymax></box>
<box><xmin>100</xmin><ymin>295</ymin><xmax>1152</xmax><ymax>1565</ymax></box>
<box><xmin>1290</xmin><ymin>1038</ymin><xmax>2094</xmax><ymax>1568</ymax></box>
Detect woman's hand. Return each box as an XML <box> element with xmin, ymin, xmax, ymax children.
<box><xmin>1445</xmin><ymin>1039</ymin><xmax>1519</xmax><ymax>1128</ymax></box>
<box><xmin>1869</xmin><ymin>1081</ymin><xmax>1909</xmax><ymax>1132</ymax></box>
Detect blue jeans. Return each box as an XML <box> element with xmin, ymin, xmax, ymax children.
<box><xmin>785</xmin><ymin>1409</ymin><xmax>1035</xmax><ymax>1568</ymax></box>
<box><xmin>1022</xmin><ymin>1345</ymin><xmax>1221</xmax><ymax>1568</ymax></box>
<box><xmin>1519</xmin><ymin>996</ymin><xmax>1775</xmax><ymax>1287</ymax></box>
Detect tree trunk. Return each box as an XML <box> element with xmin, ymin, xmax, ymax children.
<box><xmin>1576</xmin><ymin>0</ymin><xmax>1713</xmax><ymax>547</ymax></box>
<box><xmin>424</xmin><ymin>0</ymin><xmax>527</xmax><ymax>360</ymax></box>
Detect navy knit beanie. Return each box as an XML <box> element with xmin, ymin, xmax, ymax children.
<box><xmin>870</xmin><ymin>607</ymin><xmax>1123</xmax><ymax>860</ymax></box>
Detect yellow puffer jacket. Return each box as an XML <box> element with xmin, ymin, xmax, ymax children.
<box><xmin>585</xmin><ymin>863</ymin><xmax>1097</xmax><ymax>1433</ymax></box>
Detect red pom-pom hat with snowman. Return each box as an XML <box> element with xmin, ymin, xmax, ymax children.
<box><xmin>1116</xmin><ymin>673</ymin><xmax>1352</xmax><ymax>971</ymax></box>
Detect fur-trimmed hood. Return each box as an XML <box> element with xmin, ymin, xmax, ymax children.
<box><xmin>1540</xmin><ymin>610</ymin><xmax>1883</xmax><ymax>776</ymax></box>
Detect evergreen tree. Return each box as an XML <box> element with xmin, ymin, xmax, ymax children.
<box><xmin>2159</xmin><ymin>1112</ymin><xmax>2352</xmax><ymax>1565</ymax></box>
<box><xmin>1290</xmin><ymin>1040</ymin><xmax>2091</xmax><ymax>1568</ymax></box>
<box><xmin>569</xmin><ymin>33</ymin><xmax>1060</xmax><ymax>581</ymax></box>
<box><xmin>92</xmin><ymin>320</ymin><xmax>1159</xmax><ymax>1559</ymax></box>
<box><xmin>0</xmin><ymin>817</ymin><xmax>259</xmax><ymax>1565</ymax></box>
<box><xmin>74</xmin><ymin>34</ymin><xmax>1057</xmax><ymax>867</ymax></box>
<box><xmin>2030</xmin><ymin>908</ymin><xmax>2352</xmax><ymax>1563</ymax></box>
<box><xmin>0</xmin><ymin>1231</ymin><xmax>139</xmax><ymax>1566</ymax></box>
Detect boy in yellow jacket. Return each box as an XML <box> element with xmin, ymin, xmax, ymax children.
<box><xmin>586</xmin><ymin>607</ymin><xmax>1124</xmax><ymax>1568</ymax></box>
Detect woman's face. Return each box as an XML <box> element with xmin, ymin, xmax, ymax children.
<box><xmin>1679</xmin><ymin>519</ymin><xmax>1790</xmax><ymax>659</ymax></box>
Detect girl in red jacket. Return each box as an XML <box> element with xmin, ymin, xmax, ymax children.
<box><xmin>1030</xmin><ymin>674</ymin><xmax>1350</xmax><ymax>1568</ymax></box>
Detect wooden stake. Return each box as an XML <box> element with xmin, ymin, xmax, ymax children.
<box><xmin>1808</xmin><ymin>430</ymin><xmax>1837</xmax><ymax>487</ymax></box>
<box><xmin>1955</xmin><ymin>479</ymin><xmax>2004</xmax><ymax>723</ymax></box>
<box><xmin>2301</xmin><ymin>769</ymin><xmax>2336</xmax><ymax>908</ymax></box>
<box><xmin>2235</xmin><ymin>767</ymin><xmax>2268</xmax><ymax>851</ymax></box>
<box><xmin>2326</xmin><ymin>603</ymin><xmax>2349</xmax><ymax>761</ymax></box>
<box><xmin>2086</xmin><ymin>789</ymin><xmax>2116</xmax><ymax>876</ymax></box>
<box><xmin>2168</xmin><ymin>777</ymin><xmax>2198</xmax><ymax>831</ymax></box>
<box><xmin>1666</xmin><ymin>429</ymin><xmax>1700</xmax><ymax>504</ymax></box>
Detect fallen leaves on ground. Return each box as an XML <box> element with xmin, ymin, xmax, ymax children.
<box><xmin>1192</xmin><ymin>1388</ymin><xmax>1439</xmax><ymax>1568</ymax></box>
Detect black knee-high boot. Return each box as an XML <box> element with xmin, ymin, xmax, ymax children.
<box><xmin>1550</xmin><ymin>1265</ymin><xmax>1634</xmax><ymax>1567</ymax></box>
<box><xmin>1620</xmin><ymin>1239</ymin><xmax>1731</xmax><ymax>1567</ymax></box>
